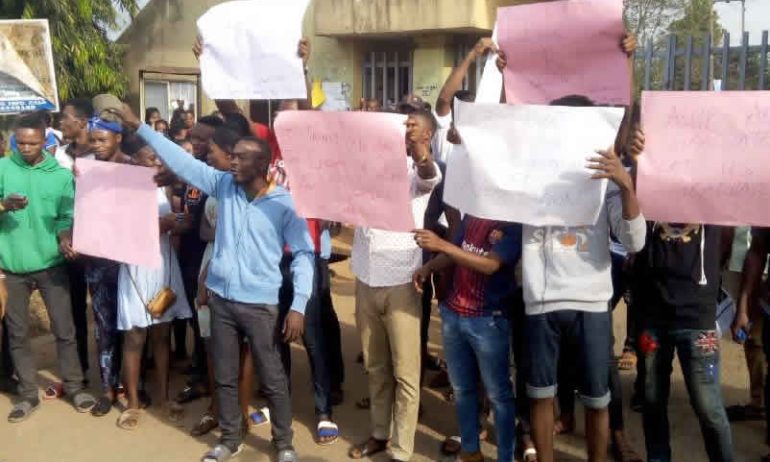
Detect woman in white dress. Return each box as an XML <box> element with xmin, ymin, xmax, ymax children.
<box><xmin>116</xmin><ymin>140</ymin><xmax>192</xmax><ymax>430</ymax></box>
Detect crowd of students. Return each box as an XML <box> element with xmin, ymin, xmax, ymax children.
<box><xmin>0</xmin><ymin>25</ymin><xmax>764</xmax><ymax>462</ymax></box>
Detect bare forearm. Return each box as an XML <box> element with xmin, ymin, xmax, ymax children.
<box><xmin>619</xmin><ymin>184</ymin><xmax>641</xmax><ymax>220</ymax></box>
<box><xmin>437</xmin><ymin>54</ymin><xmax>475</xmax><ymax>116</ymax></box>
<box><xmin>738</xmin><ymin>248</ymin><xmax>766</xmax><ymax>316</ymax></box>
<box><xmin>426</xmin><ymin>253</ymin><xmax>453</xmax><ymax>273</ymax></box>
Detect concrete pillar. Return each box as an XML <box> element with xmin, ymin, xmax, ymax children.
<box><xmin>411</xmin><ymin>35</ymin><xmax>454</xmax><ymax>107</ymax></box>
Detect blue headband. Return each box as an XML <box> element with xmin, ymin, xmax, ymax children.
<box><xmin>88</xmin><ymin>117</ymin><xmax>122</xmax><ymax>134</ymax></box>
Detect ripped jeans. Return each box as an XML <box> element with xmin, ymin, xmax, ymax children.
<box><xmin>639</xmin><ymin>328</ymin><xmax>734</xmax><ymax>462</ymax></box>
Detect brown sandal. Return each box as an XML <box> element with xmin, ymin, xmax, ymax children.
<box><xmin>117</xmin><ymin>408</ymin><xmax>142</xmax><ymax>431</ymax></box>
<box><xmin>348</xmin><ymin>437</ymin><xmax>388</xmax><ymax>459</ymax></box>
<box><xmin>618</xmin><ymin>349</ymin><xmax>638</xmax><ymax>371</ymax></box>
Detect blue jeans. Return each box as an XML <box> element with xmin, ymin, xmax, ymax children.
<box><xmin>640</xmin><ymin>328</ymin><xmax>734</xmax><ymax>462</ymax></box>
<box><xmin>441</xmin><ymin>306</ymin><xmax>516</xmax><ymax>462</ymax></box>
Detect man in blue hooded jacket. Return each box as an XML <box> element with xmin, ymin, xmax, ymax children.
<box><xmin>119</xmin><ymin>104</ymin><xmax>313</xmax><ymax>462</ymax></box>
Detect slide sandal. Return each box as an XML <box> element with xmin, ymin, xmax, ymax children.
<box><xmin>43</xmin><ymin>383</ymin><xmax>64</xmax><ymax>400</ymax></box>
<box><xmin>523</xmin><ymin>447</ymin><xmax>538</xmax><ymax>462</ymax></box>
<box><xmin>249</xmin><ymin>407</ymin><xmax>270</xmax><ymax>427</ymax></box>
<box><xmin>317</xmin><ymin>420</ymin><xmax>339</xmax><ymax>446</ymax></box>
<box><xmin>117</xmin><ymin>408</ymin><xmax>143</xmax><ymax>431</ymax></box>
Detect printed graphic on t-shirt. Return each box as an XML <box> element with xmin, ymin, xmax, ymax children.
<box><xmin>530</xmin><ymin>227</ymin><xmax>591</xmax><ymax>253</ymax></box>
<box><xmin>448</xmin><ymin>219</ymin><xmax>509</xmax><ymax>316</ymax></box>
<box><xmin>657</xmin><ymin>223</ymin><xmax>700</xmax><ymax>243</ymax></box>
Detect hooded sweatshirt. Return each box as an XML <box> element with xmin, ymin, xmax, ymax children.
<box><xmin>522</xmin><ymin>183</ymin><xmax>647</xmax><ymax>315</ymax></box>
<box><xmin>136</xmin><ymin>124</ymin><xmax>314</xmax><ymax>314</ymax></box>
<box><xmin>0</xmin><ymin>151</ymin><xmax>74</xmax><ymax>273</ymax></box>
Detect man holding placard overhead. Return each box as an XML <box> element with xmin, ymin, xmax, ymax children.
<box><xmin>347</xmin><ymin>110</ymin><xmax>440</xmax><ymax>462</ymax></box>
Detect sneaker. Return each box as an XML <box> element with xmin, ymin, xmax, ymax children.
<box><xmin>8</xmin><ymin>399</ymin><xmax>40</xmax><ymax>423</ymax></box>
<box><xmin>277</xmin><ymin>449</ymin><xmax>298</xmax><ymax>462</ymax></box>
<box><xmin>72</xmin><ymin>391</ymin><xmax>97</xmax><ymax>413</ymax></box>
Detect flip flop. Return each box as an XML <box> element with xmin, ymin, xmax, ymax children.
<box><xmin>43</xmin><ymin>383</ymin><xmax>64</xmax><ymax>400</ymax></box>
<box><xmin>317</xmin><ymin>420</ymin><xmax>339</xmax><ymax>446</ymax></box>
<box><xmin>249</xmin><ymin>406</ymin><xmax>270</xmax><ymax>427</ymax></box>
<box><xmin>117</xmin><ymin>408</ymin><xmax>142</xmax><ymax>431</ymax></box>
<box><xmin>348</xmin><ymin>437</ymin><xmax>388</xmax><ymax>459</ymax></box>
<box><xmin>440</xmin><ymin>436</ymin><xmax>461</xmax><ymax>455</ymax></box>
<box><xmin>191</xmin><ymin>413</ymin><xmax>219</xmax><ymax>436</ymax></box>
<box><xmin>523</xmin><ymin>447</ymin><xmax>539</xmax><ymax>462</ymax></box>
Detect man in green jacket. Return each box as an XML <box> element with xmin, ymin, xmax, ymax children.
<box><xmin>0</xmin><ymin>112</ymin><xmax>95</xmax><ymax>422</ymax></box>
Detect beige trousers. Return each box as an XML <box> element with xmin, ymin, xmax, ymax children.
<box><xmin>356</xmin><ymin>279</ymin><xmax>422</xmax><ymax>461</ymax></box>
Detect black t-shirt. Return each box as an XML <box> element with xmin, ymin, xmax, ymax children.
<box><xmin>633</xmin><ymin>223</ymin><xmax>724</xmax><ymax>330</ymax></box>
<box><xmin>177</xmin><ymin>185</ymin><xmax>208</xmax><ymax>270</ymax></box>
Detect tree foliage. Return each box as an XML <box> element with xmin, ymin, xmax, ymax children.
<box><xmin>624</xmin><ymin>0</ymin><xmax>686</xmax><ymax>45</ymax></box>
<box><xmin>0</xmin><ymin>0</ymin><xmax>138</xmax><ymax>101</ymax></box>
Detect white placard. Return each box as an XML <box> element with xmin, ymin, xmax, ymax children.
<box><xmin>197</xmin><ymin>0</ymin><xmax>310</xmax><ymax>100</ymax></box>
<box><xmin>446</xmin><ymin>100</ymin><xmax>624</xmax><ymax>227</ymax></box>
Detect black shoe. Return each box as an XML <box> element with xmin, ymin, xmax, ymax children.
<box><xmin>175</xmin><ymin>384</ymin><xmax>208</xmax><ymax>404</ymax></box>
<box><xmin>90</xmin><ymin>396</ymin><xmax>114</xmax><ymax>417</ymax></box>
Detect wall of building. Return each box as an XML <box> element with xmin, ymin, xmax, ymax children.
<box><xmin>119</xmin><ymin>0</ymin><xmax>534</xmax><ymax>115</ymax></box>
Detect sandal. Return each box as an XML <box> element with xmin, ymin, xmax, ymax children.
<box><xmin>553</xmin><ymin>415</ymin><xmax>574</xmax><ymax>435</ymax></box>
<box><xmin>166</xmin><ymin>401</ymin><xmax>185</xmax><ymax>423</ymax></box>
<box><xmin>355</xmin><ymin>397</ymin><xmax>371</xmax><ymax>409</ymax></box>
<box><xmin>348</xmin><ymin>437</ymin><xmax>388</xmax><ymax>459</ymax></box>
<box><xmin>440</xmin><ymin>436</ymin><xmax>461</xmax><ymax>456</ymax></box>
<box><xmin>43</xmin><ymin>382</ymin><xmax>64</xmax><ymax>400</ymax></box>
<box><xmin>72</xmin><ymin>392</ymin><xmax>96</xmax><ymax>413</ymax></box>
<box><xmin>91</xmin><ymin>396</ymin><xmax>115</xmax><ymax>417</ymax></box>
<box><xmin>117</xmin><ymin>408</ymin><xmax>143</xmax><ymax>430</ymax></box>
<box><xmin>611</xmin><ymin>441</ymin><xmax>643</xmax><ymax>462</ymax></box>
<box><xmin>201</xmin><ymin>444</ymin><xmax>243</xmax><ymax>462</ymax></box>
<box><xmin>317</xmin><ymin>420</ymin><xmax>340</xmax><ymax>446</ymax></box>
<box><xmin>191</xmin><ymin>412</ymin><xmax>219</xmax><ymax>436</ymax></box>
<box><xmin>618</xmin><ymin>349</ymin><xmax>637</xmax><ymax>371</ymax></box>
<box><xmin>523</xmin><ymin>447</ymin><xmax>539</xmax><ymax>462</ymax></box>
<box><xmin>249</xmin><ymin>406</ymin><xmax>271</xmax><ymax>427</ymax></box>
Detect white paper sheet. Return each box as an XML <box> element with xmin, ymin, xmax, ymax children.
<box><xmin>197</xmin><ymin>0</ymin><xmax>309</xmax><ymax>100</ymax></box>
<box><xmin>446</xmin><ymin>101</ymin><xmax>624</xmax><ymax>227</ymax></box>
<box><xmin>474</xmin><ymin>25</ymin><xmax>503</xmax><ymax>103</ymax></box>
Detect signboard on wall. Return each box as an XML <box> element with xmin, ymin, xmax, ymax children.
<box><xmin>0</xmin><ymin>19</ymin><xmax>59</xmax><ymax>115</ymax></box>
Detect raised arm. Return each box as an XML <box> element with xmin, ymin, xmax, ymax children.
<box><xmin>436</xmin><ymin>38</ymin><xmax>495</xmax><ymax>117</ymax></box>
<box><xmin>119</xmin><ymin>105</ymin><xmax>225</xmax><ymax>198</ymax></box>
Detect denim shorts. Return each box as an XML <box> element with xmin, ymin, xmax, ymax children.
<box><xmin>525</xmin><ymin>309</ymin><xmax>611</xmax><ymax>409</ymax></box>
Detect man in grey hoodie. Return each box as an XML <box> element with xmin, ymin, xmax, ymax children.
<box><xmin>522</xmin><ymin>95</ymin><xmax>647</xmax><ymax>462</ymax></box>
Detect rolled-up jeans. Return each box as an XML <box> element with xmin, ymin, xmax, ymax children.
<box><xmin>640</xmin><ymin>328</ymin><xmax>734</xmax><ymax>462</ymax></box>
<box><xmin>441</xmin><ymin>305</ymin><xmax>516</xmax><ymax>462</ymax></box>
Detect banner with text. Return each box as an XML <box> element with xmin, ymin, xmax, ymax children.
<box><xmin>497</xmin><ymin>0</ymin><xmax>630</xmax><ymax>105</ymax></box>
<box><xmin>447</xmin><ymin>100</ymin><xmax>624</xmax><ymax>227</ymax></box>
<box><xmin>274</xmin><ymin>111</ymin><xmax>415</xmax><ymax>232</ymax></box>
<box><xmin>639</xmin><ymin>91</ymin><xmax>770</xmax><ymax>226</ymax></box>
<box><xmin>0</xmin><ymin>19</ymin><xmax>59</xmax><ymax>114</ymax></box>
<box><xmin>198</xmin><ymin>0</ymin><xmax>309</xmax><ymax>100</ymax></box>
<box><xmin>74</xmin><ymin>159</ymin><xmax>161</xmax><ymax>268</ymax></box>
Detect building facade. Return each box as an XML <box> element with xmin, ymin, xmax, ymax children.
<box><xmin>118</xmin><ymin>0</ymin><xmax>534</xmax><ymax>121</ymax></box>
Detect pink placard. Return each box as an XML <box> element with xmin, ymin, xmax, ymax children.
<box><xmin>497</xmin><ymin>0</ymin><xmax>630</xmax><ymax>105</ymax></box>
<box><xmin>638</xmin><ymin>91</ymin><xmax>770</xmax><ymax>226</ymax></box>
<box><xmin>274</xmin><ymin>111</ymin><xmax>414</xmax><ymax>232</ymax></box>
<box><xmin>73</xmin><ymin>159</ymin><xmax>161</xmax><ymax>267</ymax></box>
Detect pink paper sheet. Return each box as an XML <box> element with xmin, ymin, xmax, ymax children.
<box><xmin>638</xmin><ymin>91</ymin><xmax>770</xmax><ymax>226</ymax></box>
<box><xmin>497</xmin><ymin>0</ymin><xmax>630</xmax><ymax>105</ymax></box>
<box><xmin>73</xmin><ymin>159</ymin><xmax>161</xmax><ymax>267</ymax></box>
<box><xmin>274</xmin><ymin>111</ymin><xmax>414</xmax><ymax>232</ymax></box>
